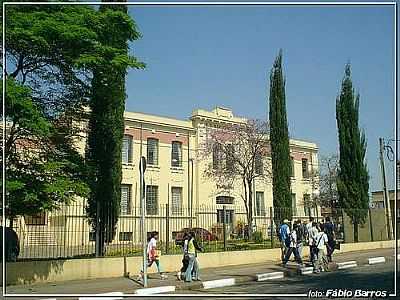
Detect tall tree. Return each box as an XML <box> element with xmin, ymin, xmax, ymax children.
<box><xmin>86</xmin><ymin>1</ymin><xmax>144</xmax><ymax>255</ymax></box>
<box><xmin>336</xmin><ymin>64</ymin><xmax>369</xmax><ymax>242</ymax></box>
<box><xmin>1</xmin><ymin>3</ymin><xmax>108</xmax><ymax>221</ymax></box>
<box><xmin>268</xmin><ymin>50</ymin><xmax>292</xmax><ymax>223</ymax></box>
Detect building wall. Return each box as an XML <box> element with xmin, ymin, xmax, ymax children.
<box><xmin>17</xmin><ymin>107</ymin><xmax>320</xmax><ymax>247</ymax></box>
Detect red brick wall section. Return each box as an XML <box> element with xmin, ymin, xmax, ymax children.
<box><xmin>124</xmin><ymin>128</ymin><xmax>188</xmax><ymax>146</ymax></box>
<box><xmin>291</xmin><ymin>151</ymin><xmax>312</xmax><ymax>161</ymax></box>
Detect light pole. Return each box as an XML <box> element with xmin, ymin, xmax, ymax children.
<box><xmin>379</xmin><ymin>138</ymin><xmax>396</xmax><ymax>240</ymax></box>
<box><xmin>189</xmin><ymin>158</ymin><xmax>194</xmax><ymax>228</ymax></box>
<box><xmin>139</xmin><ymin>156</ymin><xmax>147</xmax><ymax>287</ymax></box>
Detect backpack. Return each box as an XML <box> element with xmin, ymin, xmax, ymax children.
<box><xmin>279</xmin><ymin>224</ymin><xmax>291</xmax><ymax>247</ymax></box>
<box><xmin>297</xmin><ymin>224</ymin><xmax>306</xmax><ymax>243</ymax></box>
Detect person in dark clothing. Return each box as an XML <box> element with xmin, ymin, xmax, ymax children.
<box><xmin>282</xmin><ymin>223</ymin><xmax>303</xmax><ymax>267</ymax></box>
<box><xmin>323</xmin><ymin>217</ymin><xmax>336</xmax><ymax>262</ymax></box>
<box><xmin>177</xmin><ymin>232</ymin><xmax>190</xmax><ymax>281</ymax></box>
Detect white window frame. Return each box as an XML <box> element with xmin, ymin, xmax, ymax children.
<box><xmin>171</xmin><ymin>141</ymin><xmax>182</xmax><ymax>167</ymax></box>
<box><xmin>147</xmin><ymin>138</ymin><xmax>159</xmax><ymax>165</ymax></box>
<box><xmin>122</xmin><ymin>135</ymin><xmax>133</xmax><ymax>164</ymax></box>
<box><xmin>171</xmin><ymin>187</ymin><xmax>183</xmax><ymax>215</ymax></box>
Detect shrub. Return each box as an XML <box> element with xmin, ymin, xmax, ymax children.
<box><xmin>252</xmin><ymin>231</ymin><xmax>263</xmax><ymax>243</ymax></box>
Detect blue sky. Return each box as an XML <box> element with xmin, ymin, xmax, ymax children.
<box><xmin>124</xmin><ymin>4</ymin><xmax>395</xmax><ymax>192</ymax></box>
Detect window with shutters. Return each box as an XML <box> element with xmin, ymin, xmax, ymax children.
<box><xmin>122</xmin><ymin>135</ymin><xmax>133</xmax><ymax>164</ymax></box>
<box><xmin>302</xmin><ymin>158</ymin><xmax>309</xmax><ymax>178</ymax></box>
<box><xmin>255</xmin><ymin>152</ymin><xmax>263</xmax><ymax>175</ymax></box>
<box><xmin>292</xmin><ymin>193</ymin><xmax>297</xmax><ymax>216</ymax></box>
<box><xmin>120</xmin><ymin>185</ymin><xmax>131</xmax><ymax>214</ymax></box>
<box><xmin>290</xmin><ymin>157</ymin><xmax>295</xmax><ymax>177</ymax></box>
<box><xmin>119</xmin><ymin>232</ymin><xmax>133</xmax><ymax>241</ymax></box>
<box><xmin>146</xmin><ymin>185</ymin><xmax>158</xmax><ymax>215</ymax></box>
<box><xmin>303</xmin><ymin>193</ymin><xmax>311</xmax><ymax>216</ymax></box>
<box><xmin>226</xmin><ymin>144</ymin><xmax>235</xmax><ymax>171</ymax></box>
<box><xmin>171</xmin><ymin>141</ymin><xmax>182</xmax><ymax>167</ymax></box>
<box><xmin>217</xmin><ymin>209</ymin><xmax>234</xmax><ymax>225</ymax></box>
<box><xmin>213</xmin><ymin>143</ymin><xmax>223</xmax><ymax>169</ymax></box>
<box><xmin>255</xmin><ymin>192</ymin><xmax>266</xmax><ymax>216</ymax></box>
<box><xmin>216</xmin><ymin>196</ymin><xmax>234</xmax><ymax>204</ymax></box>
<box><xmin>147</xmin><ymin>138</ymin><xmax>159</xmax><ymax>165</ymax></box>
<box><xmin>171</xmin><ymin>187</ymin><xmax>183</xmax><ymax>215</ymax></box>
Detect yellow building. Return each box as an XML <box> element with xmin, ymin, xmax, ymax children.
<box><xmin>13</xmin><ymin>107</ymin><xmax>320</xmax><ymax>256</ymax></box>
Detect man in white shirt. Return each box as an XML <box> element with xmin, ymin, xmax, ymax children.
<box><xmin>313</xmin><ymin>226</ymin><xmax>328</xmax><ymax>273</ymax></box>
<box><xmin>308</xmin><ymin>221</ymin><xmax>319</xmax><ymax>263</ymax></box>
<box><xmin>282</xmin><ymin>223</ymin><xmax>303</xmax><ymax>267</ymax></box>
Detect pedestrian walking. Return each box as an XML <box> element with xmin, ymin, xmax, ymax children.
<box><xmin>177</xmin><ymin>232</ymin><xmax>190</xmax><ymax>281</ymax></box>
<box><xmin>308</xmin><ymin>221</ymin><xmax>318</xmax><ymax>264</ymax></box>
<box><xmin>323</xmin><ymin>217</ymin><xmax>336</xmax><ymax>262</ymax></box>
<box><xmin>313</xmin><ymin>225</ymin><xmax>329</xmax><ymax>274</ymax></box>
<box><xmin>306</xmin><ymin>216</ymin><xmax>314</xmax><ymax>233</ymax></box>
<box><xmin>278</xmin><ymin>219</ymin><xmax>291</xmax><ymax>262</ymax></box>
<box><xmin>185</xmin><ymin>231</ymin><xmax>203</xmax><ymax>282</ymax></box>
<box><xmin>282</xmin><ymin>223</ymin><xmax>303</xmax><ymax>267</ymax></box>
<box><xmin>295</xmin><ymin>219</ymin><xmax>307</xmax><ymax>258</ymax></box>
<box><xmin>138</xmin><ymin>231</ymin><xmax>167</xmax><ymax>281</ymax></box>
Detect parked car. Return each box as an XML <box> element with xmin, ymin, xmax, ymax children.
<box><xmin>0</xmin><ymin>226</ymin><xmax>20</xmax><ymax>262</ymax></box>
<box><xmin>174</xmin><ymin>227</ymin><xmax>218</xmax><ymax>245</ymax></box>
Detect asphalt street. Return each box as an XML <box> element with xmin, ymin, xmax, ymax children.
<box><xmin>180</xmin><ymin>257</ymin><xmax>395</xmax><ymax>298</ymax></box>
<box><xmin>2</xmin><ymin>248</ymin><xmax>397</xmax><ymax>299</ymax></box>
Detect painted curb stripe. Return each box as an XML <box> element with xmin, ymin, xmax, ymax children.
<box><xmin>368</xmin><ymin>257</ymin><xmax>386</xmax><ymax>264</ymax></box>
<box><xmin>80</xmin><ymin>292</ymin><xmax>124</xmax><ymax>300</ymax></box>
<box><xmin>300</xmin><ymin>267</ymin><xmax>314</xmax><ymax>275</ymax></box>
<box><xmin>135</xmin><ymin>286</ymin><xmax>176</xmax><ymax>295</ymax></box>
<box><xmin>256</xmin><ymin>272</ymin><xmax>284</xmax><ymax>281</ymax></box>
<box><xmin>202</xmin><ymin>278</ymin><xmax>236</xmax><ymax>289</ymax></box>
<box><xmin>337</xmin><ymin>261</ymin><xmax>357</xmax><ymax>270</ymax></box>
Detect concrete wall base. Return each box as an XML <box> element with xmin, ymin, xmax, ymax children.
<box><xmin>3</xmin><ymin>240</ymin><xmax>396</xmax><ymax>286</ymax></box>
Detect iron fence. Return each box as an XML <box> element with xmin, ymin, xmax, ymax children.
<box><xmin>6</xmin><ymin>202</ymin><xmax>390</xmax><ymax>261</ymax></box>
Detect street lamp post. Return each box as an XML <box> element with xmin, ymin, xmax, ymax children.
<box><xmin>190</xmin><ymin>158</ymin><xmax>194</xmax><ymax>228</ymax></box>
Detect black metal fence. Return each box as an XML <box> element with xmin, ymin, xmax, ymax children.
<box><xmin>8</xmin><ymin>202</ymin><xmax>391</xmax><ymax>261</ymax></box>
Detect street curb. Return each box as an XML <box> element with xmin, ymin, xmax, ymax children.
<box><xmin>368</xmin><ymin>256</ymin><xmax>386</xmax><ymax>265</ymax></box>
<box><xmin>135</xmin><ymin>285</ymin><xmax>176</xmax><ymax>295</ymax></box>
<box><xmin>79</xmin><ymin>292</ymin><xmax>124</xmax><ymax>300</ymax></box>
<box><xmin>202</xmin><ymin>278</ymin><xmax>236</xmax><ymax>289</ymax></box>
<box><xmin>133</xmin><ymin>253</ymin><xmax>392</xmax><ymax>293</ymax></box>
<box><xmin>337</xmin><ymin>261</ymin><xmax>357</xmax><ymax>270</ymax></box>
<box><xmin>299</xmin><ymin>266</ymin><xmax>314</xmax><ymax>275</ymax></box>
<box><xmin>256</xmin><ymin>271</ymin><xmax>284</xmax><ymax>281</ymax></box>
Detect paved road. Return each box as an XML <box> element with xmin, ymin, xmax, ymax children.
<box><xmin>181</xmin><ymin>259</ymin><xmax>395</xmax><ymax>299</ymax></box>
<box><xmin>3</xmin><ymin>248</ymin><xmax>397</xmax><ymax>299</ymax></box>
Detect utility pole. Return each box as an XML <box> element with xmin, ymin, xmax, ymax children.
<box><xmin>379</xmin><ymin>137</ymin><xmax>393</xmax><ymax>240</ymax></box>
<box><xmin>140</xmin><ymin>154</ymin><xmax>147</xmax><ymax>287</ymax></box>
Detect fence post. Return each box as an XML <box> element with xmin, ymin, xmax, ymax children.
<box><xmin>165</xmin><ymin>204</ymin><xmax>170</xmax><ymax>254</ymax></box>
<box><xmin>223</xmin><ymin>205</ymin><xmax>227</xmax><ymax>251</ymax></box>
<box><xmin>368</xmin><ymin>207</ymin><xmax>374</xmax><ymax>242</ymax></box>
<box><xmin>270</xmin><ymin>206</ymin><xmax>274</xmax><ymax>248</ymax></box>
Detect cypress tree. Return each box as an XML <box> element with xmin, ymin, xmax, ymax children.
<box><xmin>336</xmin><ymin>64</ymin><xmax>369</xmax><ymax>242</ymax></box>
<box><xmin>269</xmin><ymin>50</ymin><xmax>292</xmax><ymax>223</ymax></box>
<box><xmin>86</xmin><ymin>1</ymin><xmax>144</xmax><ymax>255</ymax></box>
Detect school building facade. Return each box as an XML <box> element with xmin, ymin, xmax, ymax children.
<box><xmin>14</xmin><ymin>107</ymin><xmax>320</xmax><ymax>252</ymax></box>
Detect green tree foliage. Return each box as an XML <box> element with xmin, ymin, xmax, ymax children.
<box><xmin>336</xmin><ymin>64</ymin><xmax>369</xmax><ymax>242</ymax></box>
<box><xmin>1</xmin><ymin>3</ymin><xmax>141</xmax><ymax>223</ymax></box>
<box><xmin>268</xmin><ymin>50</ymin><xmax>292</xmax><ymax>223</ymax></box>
<box><xmin>85</xmin><ymin>1</ymin><xmax>144</xmax><ymax>254</ymax></box>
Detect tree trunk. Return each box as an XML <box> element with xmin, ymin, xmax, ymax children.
<box><xmin>353</xmin><ymin>221</ymin><xmax>359</xmax><ymax>242</ymax></box>
<box><xmin>247</xmin><ymin>179</ymin><xmax>254</xmax><ymax>239</ymax></box>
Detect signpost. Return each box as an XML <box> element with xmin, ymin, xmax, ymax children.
<box><xmin>139</xmin><ymin>156</ymin><xmax>147</xmax><ymax>287</ymax></box>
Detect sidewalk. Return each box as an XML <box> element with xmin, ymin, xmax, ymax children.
<box><xmin>5</xmin><ymin>247</ymin><xmax>395</xmax><ymax>295</ymax></box>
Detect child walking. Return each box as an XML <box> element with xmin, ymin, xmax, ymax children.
<box><xmin>138</xmin><ymin>231</ymin><xmax>167</xmax><ymax>281</ymax></box>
